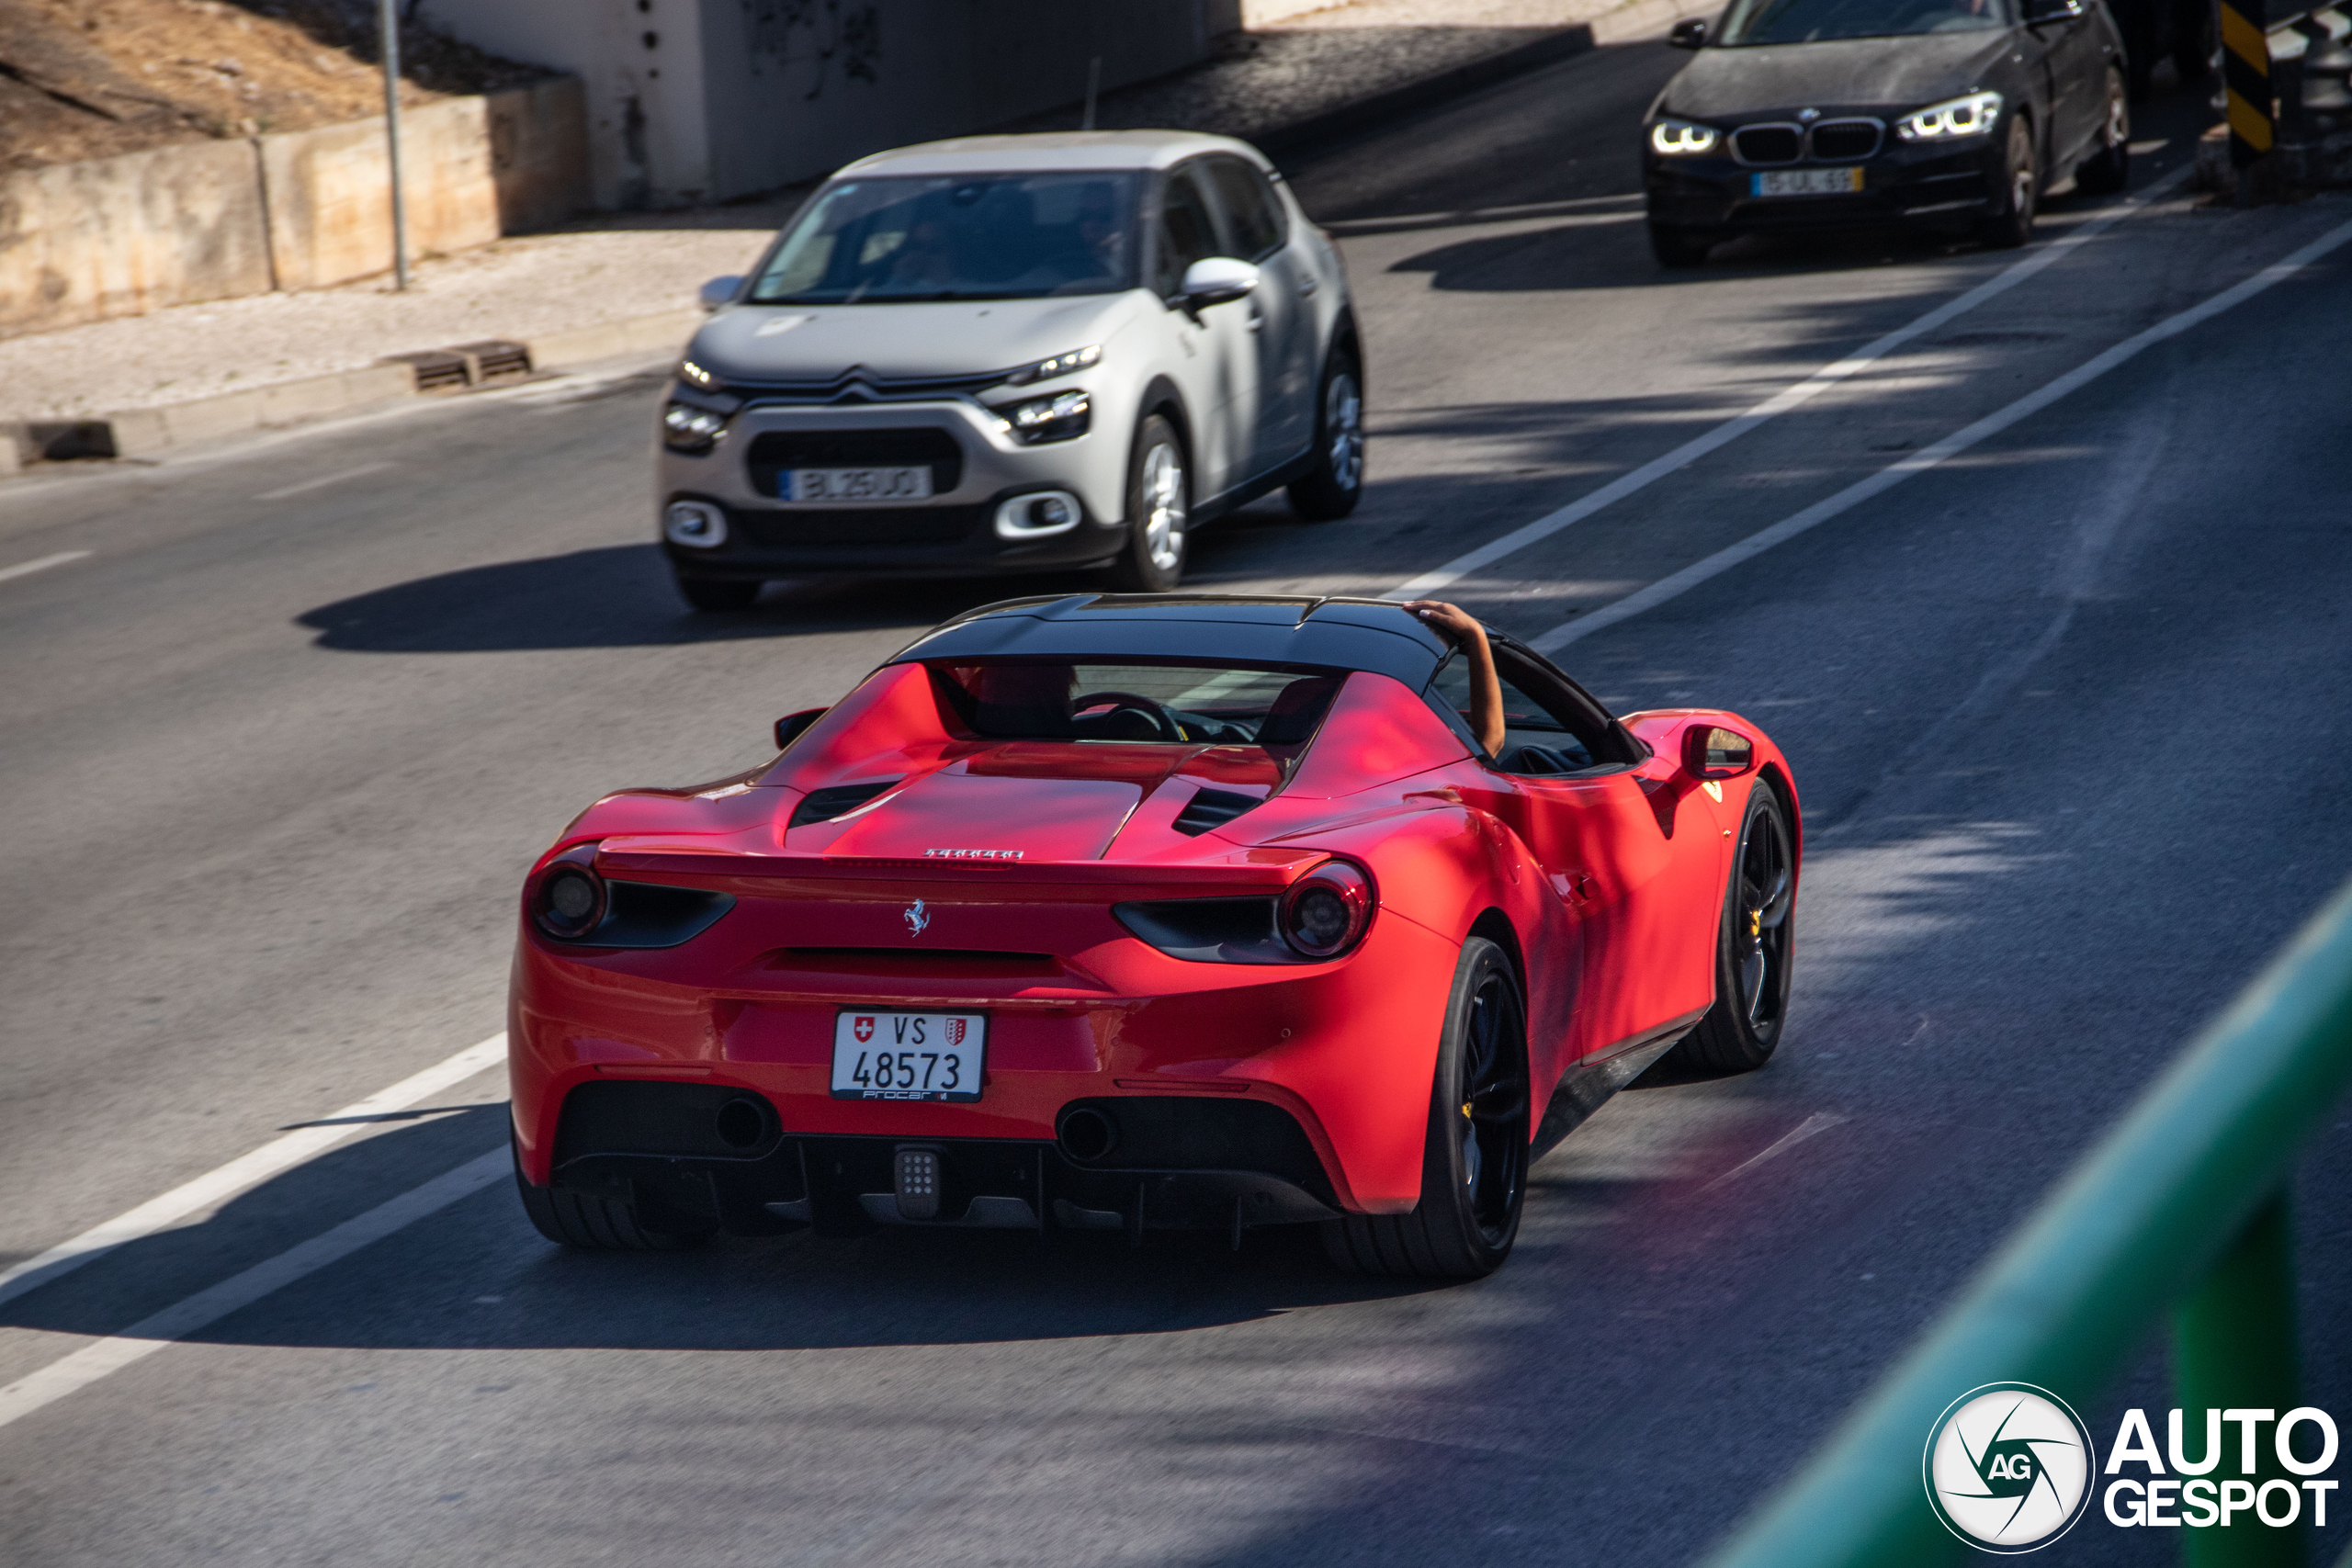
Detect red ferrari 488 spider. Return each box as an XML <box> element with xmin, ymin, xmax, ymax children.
<box><xmin>508</xmin><ymin>593</ymin><xmax>1798</xmax><ymax>1277</ymax></box>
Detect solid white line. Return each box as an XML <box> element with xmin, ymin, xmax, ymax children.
<box><xmin>254</xmin><ymin>461</ymin><xmax>391</xmax><ymax>502</ymax></box>
<box><xmin>1531</xmin><ymin>211</ymin><xmax>2352</xmax><ymax>652</ymax></box>
<box><xmin>0</xmin><ymin>1032</ymin><xmax>507</xmax><ymax>1312</ymax></box>
<box><xmin>1702</xmin><ymin>1111</ymin><xmax>1848</xmax><ymax>1191</ymax></box>
<box><xmin>0</xmin><ymin>1148</ymin><xmax>509</xmax><ymax>1434</ymax></box>
<box><xmin>0</xmin><ymin>550</ymin><xmax>92</xmax><ymax>585</ymax></box>
<box><xmin>1382</xmin><ymin>164</ymin><xmax>2196</xmax><ymax>602</ymax></box>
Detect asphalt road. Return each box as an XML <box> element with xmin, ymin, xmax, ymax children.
<box><xmin>5</xmin><ymin>37</ymin><xmax>2351</xmax><ymax>1567</ymax></box>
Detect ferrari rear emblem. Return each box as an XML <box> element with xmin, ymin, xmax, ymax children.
<box><xmin>904</xmin><ymin>898</ymin><xmax>931</xmax><ymax>936</ymax></box>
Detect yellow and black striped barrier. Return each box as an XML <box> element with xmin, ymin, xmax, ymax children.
<box><xmin>2223</xmin><ymin>0</ymin><xmax>2276</xmax><ymax>165</ymax></box>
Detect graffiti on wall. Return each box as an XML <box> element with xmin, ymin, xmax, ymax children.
<box><xmin>740</xmin><ymin>0</ymin><xmax>882</xmax><ymax>97</ymax></box>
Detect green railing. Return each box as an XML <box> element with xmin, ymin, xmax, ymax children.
<box><xmin>1699</xmin><ymin>873</ymin><xmax>2352</xmax><ymax>1568</ymax></box>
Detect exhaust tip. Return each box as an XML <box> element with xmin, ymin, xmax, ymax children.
<box><xmin>1057</xmin><ymin>1106</ymin><xmax>1118</xmax><ymax>1163</ymax></box>
<box><xmin>714</xmin><ymin>1096</ymin><xmax>769</xmax><ymax>1151</ymax></box>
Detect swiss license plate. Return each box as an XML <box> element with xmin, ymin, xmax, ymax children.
<box><xmin>783</xmin><ymin>466</ymin><xmax>933</xmax><ymax>502</ymax></box>
<box><xmin>1751</xmin><ymin>167</ymin><xmax>1865</xmax><ymax>197</ymax></box>
<box><xmin>831</xmin><ymin>1010</ymin><xmax>985</xmax><ymax>1101</ymax></box>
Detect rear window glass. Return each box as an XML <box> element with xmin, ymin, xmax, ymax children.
<box><xmin>929</xmin><ymin>660</ymin><xmax>1341</xmax><ymax>747</ymax></box>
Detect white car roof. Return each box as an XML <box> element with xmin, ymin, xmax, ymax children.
<box><xmin>836</xmin><ymin>130</ymin><xmax>1272</xmax><ymax>179</ymax></box>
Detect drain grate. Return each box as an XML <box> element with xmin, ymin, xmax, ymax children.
<box><xmin>379</xmin><ymin>340</ymin><xmax>535</xmax><ymax>393</ymax></box>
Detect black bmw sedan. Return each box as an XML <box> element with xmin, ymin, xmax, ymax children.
<box><xmin>1640</xmin><ymin>0</ymin><xmax>2132</xmax><ymax>265</ymax></box>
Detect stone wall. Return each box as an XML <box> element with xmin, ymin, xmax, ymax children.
<box><xmin>0</xmin><ymin>78</ymin><xmax>588</xmax><ymax>340</ymax></box>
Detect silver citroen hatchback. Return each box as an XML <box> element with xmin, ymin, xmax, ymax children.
<box><xmin>654</xmin><ymin>131</ymin><xmax>1363</xmax><ymax>609</ymax></box>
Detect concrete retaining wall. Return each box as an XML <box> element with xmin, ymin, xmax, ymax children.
<box><xmin>0</xmin><ymin>78</ymin><xmax>588</xmax><ymax>340</ymax></box>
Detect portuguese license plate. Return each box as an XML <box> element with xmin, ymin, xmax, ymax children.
<box><xmin>831</xmin><ymin>1010</ymin><xmax>985</xmax><ymax>1101</ymax></box>
<box><xmin>782</xmin><ymin>466</ymin><xmax>933</xmax><ymax>502</ymax></box>
<box><xmin>1751</xmin><ymin>167</ymin><xmax>1864</xmax><ymax>197</ymax></box>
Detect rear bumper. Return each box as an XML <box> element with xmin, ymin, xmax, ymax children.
<box><xmin>1643</xmin><ymin>137</ymin><xmax>2007</xmax><ymax>235</ymax></box>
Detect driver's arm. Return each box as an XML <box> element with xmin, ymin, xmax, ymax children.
<box><xmin>1405</xmin><ymin>602</ymin><xmax>1506</xmax><ymax>758</ymax></box>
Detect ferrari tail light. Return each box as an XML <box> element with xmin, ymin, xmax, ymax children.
<box><xmin>1279</xmin><ymin>860</ymin><xmax>1374</xmax><ymax>960</ymax></box>
<box><xmin>531</xmin><ymin>844</ymin><xmax>606</xmax><ymax>941</ymax></box>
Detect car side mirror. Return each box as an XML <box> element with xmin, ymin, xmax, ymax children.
<box><xmin>1181</xmin><ymin>256</ymin><xmax>1260</xmax><ymax>309</ymax></box>
<box><xmin>774</xmin><ymin>706</ymin><xmax>827</xmax><ymax>751</ymax></box>
<box><xmin>1682</xmin><ymin>724</ymin><xmax>1756</xmax><ymax>780</ymax></box>
<box><xmin>698</xmin><ymin>275</ymin><xmax>742</xmax><ymax>312</ymax></box>
<box><xmin>1669</xmin><ymin>17</ymin><xmax>1707</xmax><ymax>47</ymax></box>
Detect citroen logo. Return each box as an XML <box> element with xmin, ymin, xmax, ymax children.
<box><xmin>904</xmin><ymin>898</ymin><xmax>931</xmax><ymax>936</ymax></box>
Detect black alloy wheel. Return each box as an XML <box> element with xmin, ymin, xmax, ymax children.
<box><xmin>1110</xmin><ymin>413</ymin><xmax>1189</xmax><ymax>592</ymax></box>
<box><xmin>1666</xmin><ymin>784</ymin><xmax>1797</xmax><ymax>1075</ymax></box>
<box><xmin>1649</xmin><ymin>221</ymin><xmax>1714</xmax><ymax>268</ymax></box>
<box><xmin>512</xmin><ymin>1134</ymin><xmax>717</xmax><ymax>1250</ymax></box>
<box><xmin>1978</xmin><ymin>115</ymin><xmax>2040</xmax><ymax>249</ymax></box>
<box><xmin>1286</xmin><ymin>346</ymin><xmax>1365</xmax><ymax>521</ymax></box>
<box><xmin>675</xmin><ymin>571</ymin><xmax>761</xmax><ymax>613</ymax></box>
<box><xmin>1322</xmin><ymin>936</ymin><xmax>1530</xmax><ymax>1279</ymax></box>
<box><xmin>2076</xmin><ymin>69</ymin><xmax>2132</xmax><ymax>195</ymax></box>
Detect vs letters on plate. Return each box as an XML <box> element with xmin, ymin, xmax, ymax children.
<box><xmin>832</xmin><ymin>1010</ymin><xmax>986</xmax><ymax>1101</ymax></box>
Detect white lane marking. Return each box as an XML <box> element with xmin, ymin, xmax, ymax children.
<box><xmin>1532</xmin><ymin>210</ymin><xmax>2352</xmax><ymax>652</ymax></box>
<box><xmin>1382</xmin><ymin>164</ymin><xmax>2196</xmax><ymax>603</ymax></box>
<box><xmin>0</xmin><ymin>550</ymin><xmax>92</xmax><ymax>585</ymax></box>
<box><xmin>0</xmin><ymin>1148</ymin><xmax>508</xmax><ymax>1434</ymax></box>
<box><xmin>254</xmin><ymin>461</ymin><xmax>391</xmax><ymax>502</ymax></box>
<box><xmin>1702</xmin><ymin>1111</ymin><xmax>1848</xmax><ymax>1191</ymax></box>
<box><xmin>0</xmin><ymin>1032</ymin><xmax>506</xmax><ymax>1312</ymax></box>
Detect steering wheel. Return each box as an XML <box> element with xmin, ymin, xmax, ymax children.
<box><xmin>1070</xmin><ymin>690</ymin><xmax>1185</xmax><ymax>742</ymax></box>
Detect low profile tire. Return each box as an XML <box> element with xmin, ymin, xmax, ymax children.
<box><xmin>512</xmin><ymin>1136</ymin><xmax>715</xmax><ymax>1251</ymax></box>
<box><xmin>1109</xmin><ymin>413</ymin><xmax>1188</xmax><ymax>592</ymax></box>
<box><xmin>1660</xmin><ymin>782</ymin><xmax>1796</xmax><ymax>1076</ymax></box>
<box><xmin>2075</xmin><ymin>70</ymin><xmax>2132</xmax><ymax>195</ymax></box>
<box><xmin>1649</xmin><ymin>221</ymin><xmax>1714</xmax><ymax>268</ymax></box>
<box><xmin>1286</xmin><ymin>347</ymin><xmax>1365</xmax><ymax>521</ymax></box>
<box><xmin>674</xmin><ymin>572</ymin><xmax>761</xmax><ymax>613</ymax></box>
<box><xmin>1322</xmin><ymin>936</ymin><xmax>1530</xmax><ymax>1280</ymax></box>
<box><xmin>1977</xmin><ymin>116</ymin><xmax>2039</xmax><ymax>250</ymax></box>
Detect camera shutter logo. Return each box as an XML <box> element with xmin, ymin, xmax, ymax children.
<box><xmin>1923</xmin><ymin>1383</ymin><xmax>2097</xmax><ymax>1552</ymax></box>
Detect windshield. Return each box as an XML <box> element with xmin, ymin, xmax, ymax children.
<box><xmin>750</xmin><ymin>173</ymin><xmax>1141</xmax><ymax>304</ymax></box>
<box><xmin>929</xmin><ymin>661</ymin><xmax>1342</xmax><ymax>748</ymax></box>
<box><xmin>1715</xmin><ymin>0</ymin><xmax>2009</xmax><ymax>44</ymax></box>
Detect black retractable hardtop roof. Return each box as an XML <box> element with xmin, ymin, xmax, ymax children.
<box><xmin>889</xmin><ymin>594</ymin><xmax>1456</xmax><ymax>687</ymax></box>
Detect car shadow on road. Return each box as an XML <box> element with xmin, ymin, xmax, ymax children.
<box><xmin>0</xmin><ymin>1107</ymin><xmax>1453</xmax><ymax>1355</ymax></box>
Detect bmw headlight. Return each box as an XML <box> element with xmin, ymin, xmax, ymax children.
<box><xmin>996</xmin><ymin>389</ymin><xmax>1091</xmax><ymax>445</ymax></box>
<box><xmin>1650</xmin><ymin>118</ymin><xmax>1722</xmax><ymax>155</ymax></box>
<box><xmin>662</xmin><ymin>400</ymin><xmax>730</xmax><ymax>454</ymax></box>
<box><xmin>1002</xmin><ymin>344</ymin><xmax>1102</xmax><ymax>386</ymax></box>
<box><xmin>1896</xmin><ymin>91</ymin><xmax>2003</xmax><ymax>141</ymax></box>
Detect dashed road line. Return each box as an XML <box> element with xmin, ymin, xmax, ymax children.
<box><xmin>254</xmin><ymin>461</ymin><xmax>392</xmax><ymax>501</ymax></box>
<box><xmin>1531</xmin><ymin>210</ymin><xmax>2352</xmax><ymax>652</ymax></box>
<box><xmin>1382</xmin><ymin>164</ymin><xmax>2196</xmax><ymax>604</ymax></box>
<box><xmin>0</xmin><ymin>1032</ymin><xmax>506</xmax><ymax>1312</ymax></box>
<box><xmin>0</xmin><ymin>550</ymin><xmax>92</xmax><ymax>586</ymax></box>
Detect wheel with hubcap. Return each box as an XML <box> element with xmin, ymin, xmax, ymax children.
<box><xmin>1110</xmin><ymin>413</ymin><xmax>1188</xmax><ymax>592</ymax></box>
<box><xmin>1661</xmin><ymin>784</ymin><xmax>1795</xmax><ymax>1076</ymax></box>
<box><xmin>1286</xmin><ymin>347</ymin><xmax>1364</xmax><ymax>521</ymax></box>
<box><xmin>1322</xmin><ymin>936</ymin><xmax>1530</xmax><ymax>1279</ymax></box>
<box><xmin>674</xmin><ymin>571</ymin><xmax>761</xmax><ymax>612</ymax></box>
<box><xmin>1977</xmin><ymin>115</ymin><xmax>2039</xmax><ymax>249</ymax></box>
<box><xmin>1649</xmin><ymin>221</ymin><xmax>1715</xmax><ymax>268</ymax></box>
<box><xmin>2075</xmin><ymin>69</ymin><xmax>2132</xmax><ymax>195</ymax></box>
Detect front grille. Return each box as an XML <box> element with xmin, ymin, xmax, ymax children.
<box><xmin>1809</xmin><ymin>119</ymin><xmax>1883</xmax><ymax>161</ymax></box>
<box><xmin>734</xmin><ymin>503</ymin><xmax>983</xmax><ymax>547</ymax></box>
<box><xmin>744</xmin><ymin>428</ymin><xmax>964</xmax><ymax>498</ymax></box>
<box><xmin>1734</xmin><ymin>124</ymin><xmax>1803</xmax><ymax>164</ymax></box>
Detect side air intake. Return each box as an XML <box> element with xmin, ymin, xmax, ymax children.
<box><xmin>789</xmin><ymin>779</ymin><xmax>900</xmax><ymax>829</ymax></box>
<box><xmin>1171</xmin><ymin>788</ymin><xmax>1262</xmax><ymax>837</ymax></box>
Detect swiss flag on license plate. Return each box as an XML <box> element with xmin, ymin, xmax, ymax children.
<box><xmin>854</xmin><ymin>1015</ymin><xmax>875</xmax><ymax>1043</ymax></box>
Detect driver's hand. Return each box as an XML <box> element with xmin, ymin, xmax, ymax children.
<box><xmin>1404</xmin><ymin>601</ymin><xmax>1483</xmax><ymax>648</ymax></box>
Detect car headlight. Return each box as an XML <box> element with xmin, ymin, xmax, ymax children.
<box><xmin>1896</xmin><ymin>90</ymin><xmax>2003</xmax><ymax>141</ymax></box>
<box><xmin>996</xmin><ymin>389</ymin><xmax>1091</xmax><ymax>445</ymax></box>
<box><xmin>1001</xmin><ymin>344</ymin><xmax>1102</xmax><ymax>386</ymax></box>
<box><xmin>677</xmin><ymin>359</ymin><xmax>720</xmax><ymax>390</ymax></box>
<box><xmin>662</xmin><ymin>400</ymin><xmax>730</xmax><ymax>454</ymax></box>
<box><xmin>1650</xmin><ymin>118</ymin><xmax>1722</xmax><ymax>155</ymax></box>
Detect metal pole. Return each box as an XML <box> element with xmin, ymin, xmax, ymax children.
<box><xmin>2175</xmin><ymin>1190</ymin><xmax>2303</xmax><ymax>1568</ymax></box>
<box><xmin>1082</xmin><ymin>55</ymin><xmax>1102</xmax><ymax>131</ymax></box>
<box><xmin>379</xmin><ymin>0</ymin><xmax>409</xmax><ymax>290</ymax></box>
